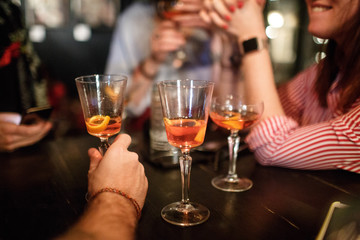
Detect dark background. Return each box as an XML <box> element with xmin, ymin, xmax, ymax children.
<box><xmin>20</xmin><ymin>0</ymin><xmax>134</xmax><ymax>98</ymax></box>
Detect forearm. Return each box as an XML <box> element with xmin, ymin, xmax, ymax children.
<box><xmin>214</xmin><ymin>0</ymin><xmax>284</xmax><ymax>119</ymax></box>
<box><xmin>246</xmin><ymin>113</ymin><xmax>360</xmax><ymax>173</ymax></box>
<box><xmin>127</xmin><ymin>55</ymin><xmax>160</xmax><ymax>107</ymax></box>
<box><xmin>211</xmin><ymin>32</ymin><xmax>243</xmax><ymax>97</ymax></box>
<box><xmin>240</xmin><ymin>47</ymin><xmax>284</xmax><ymax>119</ymax></box>
<box><xmin>56</xmin><ymin>193</ymin><xmax>138</xmax><ymax>240</ymax></box>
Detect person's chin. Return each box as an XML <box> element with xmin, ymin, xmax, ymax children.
<box><xmin>308</xmin><ymin>25</ymin><xmax>330</xmax><ymax>40</ymax></box>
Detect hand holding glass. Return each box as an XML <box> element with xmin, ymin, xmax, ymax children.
<box><xmin>158</xmin><ymin>79</ymin><xmax>214</xmax><ymax>226</ymax></box>
<box><xmin>210</xmin><ymin>95</ymin><xmax>263</xmax><ymax>192</ymax></box>
<box><xmin>75</xmin><ymin>74</ymin><xmax>127</xmax><ymax>155</ymax></box>
<box><xmin>156</xmin><ymin>0</ymin><xmax>187</xmax><ymax>68</ymax></box>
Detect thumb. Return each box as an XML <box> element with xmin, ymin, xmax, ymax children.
<box><xmin>88</xmin><ymin>148</ymin><xmax>102</xmax><ymax>173</ymax></box>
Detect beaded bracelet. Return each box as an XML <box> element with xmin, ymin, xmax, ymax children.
<box><xmin>88</xmin><ymin>187</ymin><xmax>141</xmax><ymax>220</ymax></box>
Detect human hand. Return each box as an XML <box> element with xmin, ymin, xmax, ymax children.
<box><xmin>170</xmin><ymin>0</ymin><xmax>210</xmax><ymax>29</ymax></box>
<box><xmin>0</xmin><ymin>119</ymin><xmax>52</xmax><ymax>152</ymax></box>
<box><xmin>200</xmin><ymin>0</ymin><xmax>266</xmax><ymax>41</ymax></box>
<box><xmin>150</xmin><ymin>20</ymin><xmax>186</xmax><ymax>63</ymax></box>
<box><xmin>87</xmin><ymin>134</ymin><xmax>148</xmax><ymax>209</ymax></box>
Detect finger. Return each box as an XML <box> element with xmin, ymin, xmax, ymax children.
<box><xmin>256</xmin><ymin>0</ymin><xmax>266</xmax><ymax>8</ymax></box>
<box><xmin>203</xmin><ymin>0</ymin><xmax>213</xmax><ymax>10</ymax></box>
<box><xmin>209</xmin><ymin>11</ymin><xmax>229</xmax><ymax>30</ymax></box>
<box><xmin>174</xmin><ymin>0</ymin><xmax>203</xmax><ymax>13</ymax></box>
<box><xmin>154</xmin><ymin>26</ymin><xmax>186</xmax><ymax>40</ymax></box>
<box><xmin>88</xmin><ymin>148</ymin><xmax>102</xmax><ymax>173</ymax></box>
<box><xmin>112</xmin><ymin>133</ymin><xmax>132</xmax><ymax>149</ymax></box>
<box><xmin>25</xmin><ymin>121</ymin><xmax>52</xmax><ymax>142</ymax></box>
<box><xmin>17</xmin><ymin>120</ymin><xmax>51</xmax><ymax>136</ymax></box>
<box><xmin>157</xmin><ymin>31</ymin><xmax>186</xmax><ymax>45</ymax></box>
<box><xmin>3</xmin><ymin>121</ymin><xmax>52</xmax><ymax>151</ymax></box>
<box><xmin>172</xmin><ymin>13</ymin><xmax>209</xmax><ymax>27</ymax></box>
<box><xmin>199</xmin><ymin>9</ymin><xmax>212</xmax><ymax>24</ymax></box>
<box><xmin>158</xmin><ymin>20</ymin><xmax>177</xmax><ymax>29</ymax></box>
<box><xmin>223</xmin><ymin>0</ymin><xmax>237</xmax><ymax>12</ymax></box>
<box><xmin>178</xmin><ymin>20</ymin><xmax>210</xmax><ymax>29</ymax></box>
<box><xmin>180</xmin><ymin>0</ymin><xmax>203</xmax><ymax>4</ymax></box>
<box><xmin>213</xmin><ymin>0</ymin><xmax>232</xmax><ymax>21</ymax></box>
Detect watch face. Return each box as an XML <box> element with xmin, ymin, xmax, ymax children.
<box><xmin>243</xmin><ymin>38</ymin><xmax>259</xmax><ymax>53</ymax></box>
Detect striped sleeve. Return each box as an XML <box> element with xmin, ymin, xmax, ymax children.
<box><xmin>245</xmin><ymin>106</ymin><xmax>360</xmax><ymax>173</ymax></box>
<box><xmin>277</xmin><ymin>65</ymin><xmax>317</xmax><ymax>122</ymax></box>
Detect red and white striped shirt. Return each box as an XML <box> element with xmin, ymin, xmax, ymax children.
<box><xmin>246</xmin><ymin>64</ymin><xmax>360</xmax><ymax>173</ymax></box>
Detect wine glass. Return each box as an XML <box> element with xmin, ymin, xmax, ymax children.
<box><xmin>210</xmin><ymin>95</ymin><xmax>263</xmax><ymax>192</ymax></box>
<box><xmin>75</xmin><ymin>74</ymin><xmax>127</xmax><ymax>155</ymax></box>
<box><xmin>156</xmin><ymin>0</ymin><xmax>187</xmax><ymax>68</ymax></box>
<box><xmin>158</xmin><ymin>79</ymin><xmax>214</xmax><ymax>226</ymax></box>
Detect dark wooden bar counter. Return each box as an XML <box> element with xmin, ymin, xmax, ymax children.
<box><xmin>0</xmin><ymin>122</ymin><xmax>359</xmax><ymax>240</ymax></box>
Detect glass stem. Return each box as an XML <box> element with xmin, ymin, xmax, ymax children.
<box><xmin>99</xmin><ymin>137</ymin><xmax>110</xmax><ymax>156</ymax></box>
<box><xmin>180</xmin><ymin>150</ymin><xmax>192</xmax><ymax>205</ymax></box>
<box><xmin>227</xmin><ymin>130</ymin><xmax>240</xmax><ymax>180</ymax></box>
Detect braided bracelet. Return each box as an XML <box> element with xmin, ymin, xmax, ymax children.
<box><xmin>88</xmin><ymin>187</ymin><xmax>141</xmax><ymax>220</ymax></box>
<box><xmin>138</xmin><ymin>60</ymin><xmax>155</xmax><ymax>79</ymax></box>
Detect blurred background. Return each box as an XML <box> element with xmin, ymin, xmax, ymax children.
<box><xmin>19</xmin><ymin>0</ymin><xmax>323</xmax><ymax>95</ymax></box>
<box><xmin>16</xmin><ymin>0</ymin><xmax>325</xmax><ymax>134</ymax></box>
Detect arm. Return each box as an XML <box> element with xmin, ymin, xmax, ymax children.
<box><xmin>277</xmin><ymin>65</ymin><xmax>318</xmax><ymax>123</ymax></box>
<box><xmin>56</xmin><ymin>134</ymin><xmax>148</xmax><ymax>240</ymax></box>
<box><xmin>105</xmin><ymin>3</ymin><xmax>186</xmax><ymax>116</ymax></box>
<box><xmin>201</xmin><ymin>0</ymin><xmax>284</xmax><ymax>119</ymax></box>
<box><xmin>246</xmin><ymin>105</ymin><xmax>360</xmax><ymax>173</ymax></box>
<box><xmin>104</xmin><ymin>4</ymin><xmax>160</xmax><ymax>116</ymax></box>
<box><xmin>59</xmin><ymin>194</ymin><xmax>138</xmax><ymax>240</ymax></box>
<box><xmin>234</xmin><ymin>1</ymin><xmax>284</xmax><ymax>119</ymax></box>
<box><xmin>240</xmin><ymin>42</ymin><xmax>284</xmax><ymax>119</ymax></box>
<box><xmin>210</xmin><ymin>31</ymin><xmax>239</xmax><ymax>97</ymax></box>
<box><xmin>126</xmin><ymin>20</ymin><xmax>186</xmax><ymax>110</ymax></box>
<box><xmin>127</xmin><ymin>0</ymin><xmax>212</xmax><ymax>113</ymax></box>
<box><xmin>201</xmin><ymin>0</ymin><xmax>360</xmax><ymax>173</ymax></box>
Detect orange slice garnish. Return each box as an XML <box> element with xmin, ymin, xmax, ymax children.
<box><xmin>163</xmin><ymin>117</ymin><xmax>172</xmax><ymax>126</ymax></box>
<box><xmin>225</xmin><ymin>121</ymin><xmax>244</xmax><ymax>130</ymax></box>
<box><xmin>105</xmin><ymin>86</ymin><xmax>118</xmax><ymax>102</ymax></box>
<box><xmin>194</xmin><ymin>125</ymin><xmax>206</xmax><ymax>143</ymax></box>
<box><xmin>224</xmin><ymin>112</ymin><xmax>243</xmax><ymax>130</ymax></box>
<box><xmin>86</xmin><ymin>115</ymin><xmax>110</xmax><ymax>133</ymax></box>
<box><xmin>224</xmin><ymin>111</ymin><xmax>240</xmax><ymax>120</ymax></box>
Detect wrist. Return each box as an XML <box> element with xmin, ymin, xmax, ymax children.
<box><xmin>91</xmin><ymin>192</ymin><xmax>138</xmax><ymax>223</ymax></box>
<box><xmin>237</xmin><ymin>29</ymin><xmax>267</xmax><ymax>43</ymax></box>
<box><xmin>238</xmin><ymin>37</ymin><xmax>268</xmax><ymax>56</ymax></box>
<box><xmin>88</xmin><ymin>188</ymin><xmax>141</xmax><ymax>220</ymax></box>
<box><xmin>137</xmin><ymin>55</ymin><xmax>160</xmax><ymax>80</ymax></box>
<box><xmin>76</xmin><ymin>192</ymin><xmax>137</xmax><ymax>238</ymax></box>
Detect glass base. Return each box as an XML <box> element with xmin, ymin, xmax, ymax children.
<box><xmin>211</xmin><ymin>175</ymin><xmax>253</xmax><ymax>192</ymax></box>
<box><xmin>161</xmin><ymin>201</ymin><xmax>210</xmax><ymax>226</ymax></box>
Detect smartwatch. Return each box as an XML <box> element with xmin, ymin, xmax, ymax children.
<box><xmin>239</xmin><ymin>37</ymin><xmax>268</xmax><ymax>55</ymax></box>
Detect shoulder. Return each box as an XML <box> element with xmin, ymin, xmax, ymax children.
<box><xmin>285</xmin><ymin>63</ymin><xmax>319</xmax><ymax>88</ymax></box>
<box><xmin>114</xmin><ymin>2</ymin><xmax>155</xmax><ymax>34</ymax></box>
<box><xmin>120</xmin><ymin>2</ymin><xmax>155</xmax><ymax>21</ymax></box>
<box><xmin>296</xmin><ymin>64</ymin><xmax>319</xmax><ymax>81</ymax></box>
